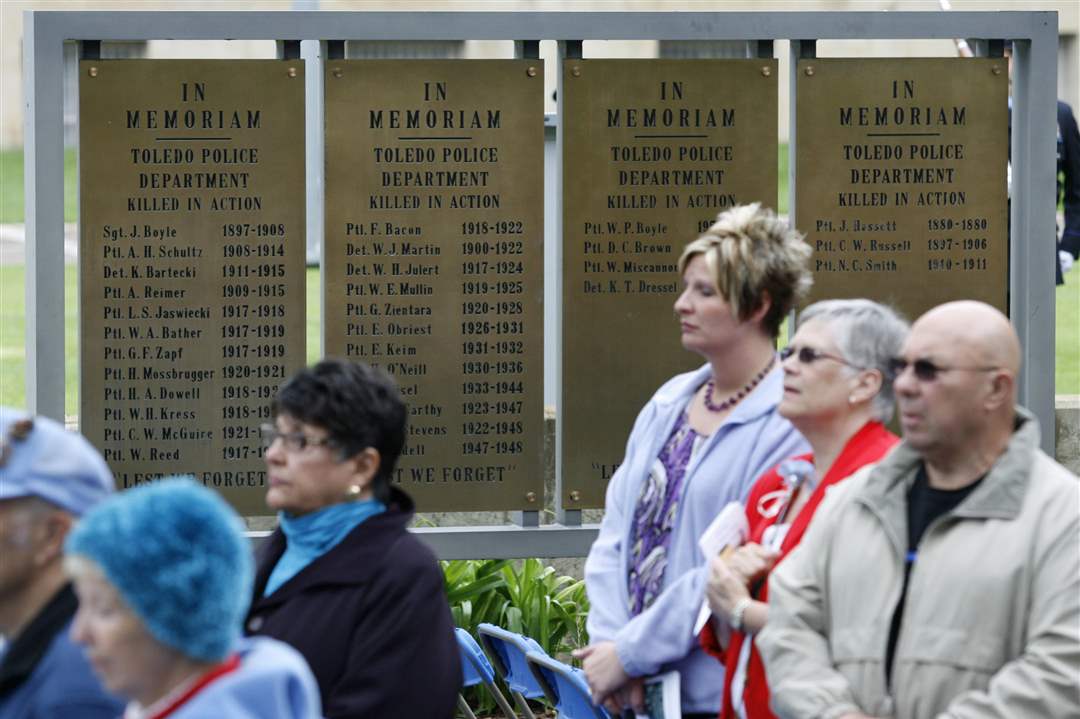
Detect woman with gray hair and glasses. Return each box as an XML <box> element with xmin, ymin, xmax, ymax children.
<box><xmin>700</xmin><ymin>298</ymin><xmax>909</xmax><ymax>719</ymax></box>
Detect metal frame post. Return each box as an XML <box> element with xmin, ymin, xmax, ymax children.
<box><xmin>510</xmin><ymin>37</ymin><xmax>542</xmax><ymax>531</ymax></box>
<box><xmin>23</xmin><ymin>12</ymin><xmax>66</xmax><ymax>421</ymax></box>
<box><xmin>301</xmin><ymin>39</ymin><xmax>323</xmax><ymax>269</ymax></box>
<box><xmin>554</xmin><ymin>39</ymin><xmax>583</xmax><ymax>529</ymax></box>
<box><xmin>1009</xmin><ymin>34</ymin><xmax>1059</xmax><ymax>436</ymax></box>
<box><xmin>786</xmin><ymin>40</ymin><xmax>816</xmax><ymax>342</ymax></box>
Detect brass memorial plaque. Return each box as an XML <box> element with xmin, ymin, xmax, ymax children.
<box><xmin>80</xmin><ymin>61</ymin><xmax>307</xmax><ymax>514</ymax></box>
<box><xmin>324</xmin><ymin>60</ymin><xmax>544</xmax><ymax>512</ymax></box>
<box><xmin>796</xmin><ymin>58</ymin><xmax>1008</xmax><ymax>320</ymax></box>
<box><xmin>563</xmin><ymin>60</ymin><xmax>778</xmax><ymax>508</ymax></box>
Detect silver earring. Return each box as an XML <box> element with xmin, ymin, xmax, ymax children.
<box><xmin>346</xmin><ymin>484</ymin><xmax>361</xmax><ymax>497</ymax></box>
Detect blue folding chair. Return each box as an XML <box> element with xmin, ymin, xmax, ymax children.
<box><xmin>455</xmin><ymin>628</ymin><xmax>517</xmax><ymax>719</ymax></box>
<box><xmin>476</xmin><ymin>623</ymin><xmax>549</xmax><ymax>719</ymax></box>
<box><xmin>526</xmin><ymin>651</ymin><xmax>611</xmax><ymax>719</ymax></box>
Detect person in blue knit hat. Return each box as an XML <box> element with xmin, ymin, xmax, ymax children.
<box><xmin>65</xmin><ymin>476</ymin><xmax>323</xmax><ymax>719</ymax></box>
<box><xmin>0</xmin><ymin>407</ymin><xmax>124</xmax><ymax>719</ymax></box>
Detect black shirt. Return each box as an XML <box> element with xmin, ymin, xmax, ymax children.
<box><xmin>884</xmin><ymin>464</ymin><xmax>984</xmax><ymax>686</ymax></box>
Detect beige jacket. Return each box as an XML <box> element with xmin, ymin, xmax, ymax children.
<box><xmin>757</xmin><ymin>409</ymin><xmax>1080</xmax><ymax>719</ymax></box>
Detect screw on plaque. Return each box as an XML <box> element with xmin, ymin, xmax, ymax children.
<box><xmin>527</xmin><ymin>66</ymin><xmax>537</xmax><ymax>77</ymax></box>
<box><xmin>761</xmin><ymin>66</ymin><xmax>771</xmax><ymax>77</ymax></box>
<box><xmin>992</xmin><ymin>66</ymin><xmax>1002</xmax><ymax>75</ymax></box>
<box><xmin>332</xmin><ymin>68</ymin><xmax>343</xmax><ymax>78</ymax></box>
<box><xmin>88</xmin><ymin>66</ymin><xmax>98</xmax><ymax>77</ymax></box>
<box><xmin>526</xmin><ymin>491</ymin><xmax>537</xmax><ymax>503</ymax></box>
<box><xmin>288</xmin><ymin>67</ymin><xmax>297</xmax><ymax>78</ymax></box>
<box><xmin>804</xmin><ymin>66</ymin><xmax>814</xmax><ymax>76</ymax></box>
<box><xmin>571</xmin><ymin>65</ymin><xmax>581</xmax><ymax>77</ymax></box>
<box><xmin>570</xmin><ymin>490</ymin><xmax>581</xmax><ymax>502</ymax></box>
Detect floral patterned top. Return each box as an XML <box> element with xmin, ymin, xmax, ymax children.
<box><xmin>627</xmin><ymin>410</ymin><xmax>706</xmax><ymax>615</ymax></box>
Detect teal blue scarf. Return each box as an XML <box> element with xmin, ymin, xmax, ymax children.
<box><xmin>263</xmin><ymin>498</ymin><xmax>386</xmax><ymax>597</ymax></box>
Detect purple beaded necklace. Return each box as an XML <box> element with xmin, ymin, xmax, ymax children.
<box><xmin>703</xmin><ymin>354</ymin><xmax>776</xmax><ymax>413</ymax></box>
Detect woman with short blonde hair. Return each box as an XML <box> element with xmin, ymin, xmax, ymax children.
<box><xmin>678</xmin><ymin>203</ymin><xmax>813</xmax><ymax>340</ymax></box>
<box><xmin>577</xmin><ymin>203</ymin><xmax>812</xmax><ymax>717</ymax></box>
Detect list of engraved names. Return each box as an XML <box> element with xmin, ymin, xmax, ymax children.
<box><xmin>324</xmin><ymin>61</ymin><xmax>544</xmax><ymax>511</ymax></box>
<box><xmin>80</xmin><ymin>61</ymin><xmax>306</xmax><ymax>513</ymax></box>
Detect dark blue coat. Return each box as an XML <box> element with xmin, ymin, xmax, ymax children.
<box><xmin>1057</xmin><ymin>100</ymin><xmax>1080</xmax><ymax>259</ymax></box>
<box><xmin>245</xmin><ymin>488</ymin><xmax>460</xmax><ymax>719</ymax></box>
<box><xmin>0</xmin><ymin>585</ymin><xmax>124</xmax><ymax>719</ymax></box>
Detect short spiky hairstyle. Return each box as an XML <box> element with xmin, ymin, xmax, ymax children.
<box><xmin>677</xmin><ymin>203</ymin><xmax>813</xmax><ymax>338</ymax></box>
<box><xmin>272</xmin><ymin>359</ymin><xmax>406</xmax><ymax>504</ymax></box>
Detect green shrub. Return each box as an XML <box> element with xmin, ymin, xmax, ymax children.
<box><xmin>443</xmin><ymin>558</ymin><xmax>590</xmax><ymax>716</ymax></box>
<box><xmin>444</xmin><ymin>558</ymin><xmax>514</xmax><ymax>636</ymax></box>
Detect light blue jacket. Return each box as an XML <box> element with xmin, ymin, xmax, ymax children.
<box><xmin>584</xmin><ymin>363</ymin><xmax>807</xmax><ymax>714</ymax></box>
<box><xmin>167</xmin><ymin>637</ymin><xmax>322</xmax><ymax>719</ymax></box>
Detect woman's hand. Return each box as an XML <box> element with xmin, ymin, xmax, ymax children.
<box><xmin>706</xmin><ymin>543</ymin><xmax>778</xmax><ymax>618</ymax></box>
<box><xmin>601</xmin><ymin>677</ymin><xmax>645</xmax><ymax>715</ymax></box>
<box><xmin>572</xmin><ymin>641</ymin><xmax>642</xmax><ymax>712</ymax></box>
<box><xmin>706</xmin><ymin>553</ymin><xmax>750</xmax><ymax>618</ymax></box>
<box><xmin>727</xmin><ymin>542</ymin><xmax>778</xmax><ymax>587</ymax></box>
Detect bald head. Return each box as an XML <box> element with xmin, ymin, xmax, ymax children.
<box><xmin>913</xmin><ymin>301</ymin><xmax>1020</xmax><ymax>376</ymax></box>
<box><xmin>895</xmin><ymin>301</ymin><xmax>1020</xmax><ymax>467</ymax></box>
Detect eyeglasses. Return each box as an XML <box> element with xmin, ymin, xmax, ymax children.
<box><xmin>887</xmin><ymin>357</ymin><xmax>999</xmax><ymax>382</ymax></box>
<box><xmin>259</xmin><ymin>424</ymin><xmax>336</xmax><ymax>453</ymax></box>
<box><xmin>779</xmin><ymin>345</ymin><xmax>858</xmax><ymax>369</ymax></box>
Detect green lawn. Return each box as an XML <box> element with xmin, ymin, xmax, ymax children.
<box><xmin>0</xmin><ymin>148</ymin><xmax>79</xmax><ymax>224</ymax></box>
<box><xmin>1057</xmin><ymin>265</ymin><xmax>1080</xmax><ymax>392</ymax></box>
<box><xmin>0</xmin><ymin>265</ymin><xmax>78</xmax><ymax>413</ymax></box>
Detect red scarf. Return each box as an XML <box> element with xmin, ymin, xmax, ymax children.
<box><xmin>701</xmin><ymin>421</ymin><xmax>899</xmax><ymax>719</ymax></box>
<box><xmin>147</xmin><ymin>654</ymin><xmax>241</xmax><ymax>719</ymax></box>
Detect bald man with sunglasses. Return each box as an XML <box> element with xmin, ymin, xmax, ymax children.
<box><xmin>757</xmin><ymin>301</ymin><xmax>1080</xmax><ymax>719</ymax></box>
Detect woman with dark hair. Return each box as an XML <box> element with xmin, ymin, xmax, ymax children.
<box><xmin>244</xmin><ymin>358</ymin><xmax>460</xmax><ymax>719</ymax></box>
<box><xmin>575</xmin><ymin>204</ymin><xmax>812</xmax><ymax>717</ymax></box>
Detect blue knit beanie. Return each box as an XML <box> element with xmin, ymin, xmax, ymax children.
<box><xmin>66</xmin><ymin>477</ymin><xmax>253</xmax><ymax>662</ymax></box>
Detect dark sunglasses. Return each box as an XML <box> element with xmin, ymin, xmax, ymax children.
<box><xmin>779</xmin><ymin>345</ymin><xmax>858</xmax><ymax>369</ymax></box>
<box><xmin>887</xmin><ymin>357</ymin><xmax>999</xmax><ymax>382</ymax></box>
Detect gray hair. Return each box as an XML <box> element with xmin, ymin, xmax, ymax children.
<box><xmin>797</xmin><ymin>299</ymin><xmax>909</xmax><ymax>422</ymax></box>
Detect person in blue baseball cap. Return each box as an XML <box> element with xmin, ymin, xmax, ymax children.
<box><xmin>65</xmin><ymin>476</ymin><xmax>323</xmax><ymax>719</ymax></box>
<box><xmin>0</xmin><ymin>407</ymin><xmax>124</xmax><ymax>719</ymax></box>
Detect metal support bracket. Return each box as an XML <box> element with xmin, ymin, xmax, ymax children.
<box><xmin>279</xmin><ymin>40</ymin><xmax>302</xmax><ymax>60</ymax></box>
<box><xmin>80</xmin><ymin>40</ymin><xmax>100</xmax><ymax>60</ymax></box>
